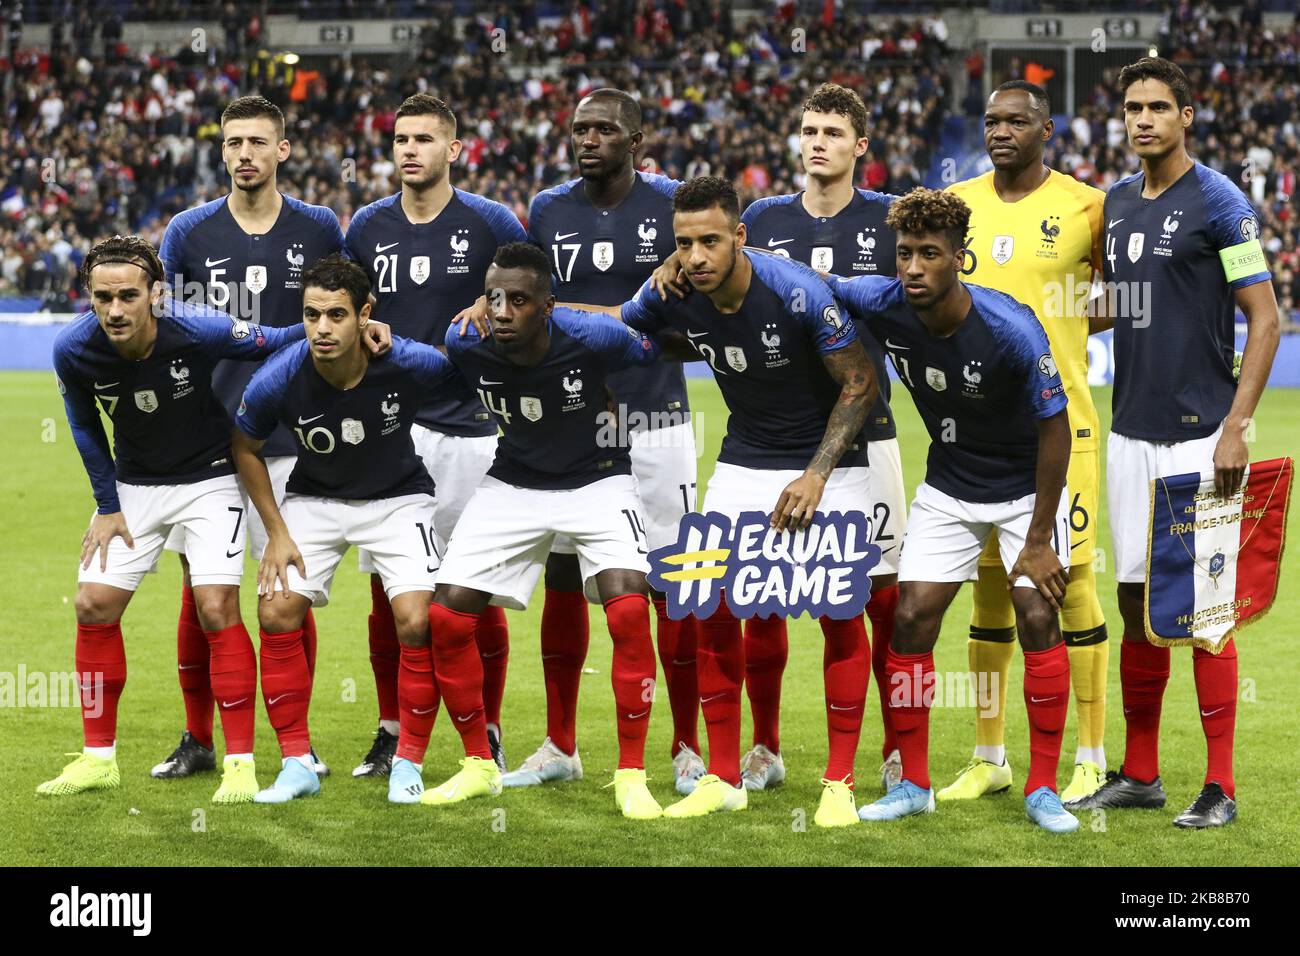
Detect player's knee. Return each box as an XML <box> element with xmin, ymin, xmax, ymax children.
<box><xmin>257</xmin><ymin>600</ymin><xmax>303</xmax><ymax>635</ymax></box>
<box><xmin>394</xmin><ymin>608</ymin><xmax>431</xmax><ymax>647</ymax></box>
<box><xmin>892</xmin><ymin>599</ymin><xmax>936</xmax><ymax>652</ymax></box>
<box><xmin>1015</xmin><ymin>598</ymin><xmax>1058</xmax><ymax>645</ymax></box>
<box><xmin>192</xmin><ymin>586</ymin><xmax>240</xmax><ymax>631</ymax></box>
<box><xmin>544</xmin><ymin>552</ymin><xmax>583</xmax><ymax>591</ymax></box>
<box><xmin>74</xmin><ymin>587</ymin><xmax>123</xmax><ymax>625</ymax></box>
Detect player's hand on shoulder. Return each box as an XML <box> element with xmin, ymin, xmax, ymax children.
<box><xmin>771</xmin><ymin>470</ymin><xmax>827</xmax><ymax>532</ymax></box>
<box><xmin>362</xmin><ymin>320</ymin><xmax>392</xmax><ymax>356</ymax></box>
<box><xmin>1212</xmin><ymin>422</ymin><xmax>1249</xmax><ymax>498</ymax></box>
<box><xmin>651</xmin><ymin>250</ymin><xmax>688</xmax><ymax>300</ymax></box>
<box><xmin>259</xmin><ymin>532</ymin><xmax>306</xmax><ymax>601</ymax></box>
<box><xmin>82</xmin><ymin>512</ymin><xmax>134</xmax><ymax>572</ymax></box>
<box><xmin>1010</xmin><ymin>542</ymin><xmax>1068</xmax><ymax>611</ymax></box>
<box><xmin>454</xmin><ymin>295</ymin><xmax>491</xmax><ymax>338</ymax></box>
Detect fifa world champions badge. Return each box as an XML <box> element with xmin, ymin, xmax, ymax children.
<box><xmin>648</xmin><ymin>510</ymin><xmax>881</xmax><ymax>621</ymax></box>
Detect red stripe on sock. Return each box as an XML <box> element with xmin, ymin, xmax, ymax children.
<box><xmin>396</xmin><ymin>643</ymin><xmax>440</xmax><ymax>764</ymax></box>
<box><xmin>428</xmin><ymin>602</ymin><xmax>490</xmax><ymax>759</ymax></box>
<box><xmin>1119</xmin><ymin>637</ymin><xmax>1169</xmax><ymax>783</ymax></box>
<box><xmin>866</xmin><ymin>584</ymin><xmax>899</xmax><ymax>758</ymax></box>
<box><xmin>887</xmin><ymin>648</ymin><xmax>933</xmax><ymax>790</ymax></box>
<box><xmin>206</xmin><ymin>622</ymin><xmax>256</xmax><ymax>755</ymax></box>
<box><xmin>821</xmin><ymin>615</ymin><xmax>870</xmax><ymax>788</ymax></box>
<box><xmin>697</xmin><ymin>600</ymin><xmax>744</xmax><ymax>786</ymax></box>
<box><xmin>1194</xmin><ymin>638</ymin><xmax>1237</xmax><ymax>798</ymax></box>
<box><xmin>1023</xmin><ymin>643</ymin><xmax>1070</xmax><ymax>795</ymax></box>
<box><xmin>77</xmin><ymin>620</ymin><xmax>126</xmax><ymax>748</ymax></box>
<box><xmin>368</xmin><ymin>576</ymin><xmax>400</xmax><ymax>723</ymax></box>
<box><xmin>540</xmin><ymin>588</ymin><xmax>589</xmax><ymax>756</ymax></box>
<box><xmin>605</xmin><ymin>594</ymin><xmax>656</xmax><ymax>770</ymax></box>
<box><xmin>258</xmin><ymin>627</ymin><xmax>312</xmax><ymax>758</ymax></box>
<box><xmin>744</xmin><ymin>615</ymin><xmax>787</xmax><ymax>754</ymax></box>
<box><xmin>652</xmin><ymin>597</ymin><xmax>700</xmax><ymax>757</ymax></box>
<box><xmin>177</xmin><ymin>584</ymin><xmax>214</xmax><ymax>749</ymax></box>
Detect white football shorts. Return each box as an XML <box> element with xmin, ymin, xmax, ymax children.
<box><xmin>437</xmin><ymin>474</ymin><xmax>650</xmax><ymax>610</ymax></box>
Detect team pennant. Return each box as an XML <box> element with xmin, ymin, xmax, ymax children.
<box><xmin>1146</xmin><ymin>457</ymin><xmax>1293</xmax><ymax>653</ymax></box>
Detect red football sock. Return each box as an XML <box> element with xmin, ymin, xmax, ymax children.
<box><xmin>744</xmin><ymin>615</ymin><xmax>787</xmax><ymax>753</ymax></box>
<box><xmin>76</xmin><ymin>620</ymin><xmax>126</xmax><ymax>748</ymax></box>
<box><xmin>539</xmin><ymin>588</ymin><xmax>589</xmax><ymax>756</ymax></box>
<box><xmin>301</xmin><ymin>608</ymin><xmax>319</xmax><ymax>684</ymax></box>
<box><xmin>605</xmin><ymin>594</ymin><xmax>656</xmax><ymax>770</ymax></box>
<box><xmin>696</xmin><ymin>600</ymin><xmax>745</xmax><ymax>786</ymax></box>
<box><xmin>887</xmin><ymin>648</ymin><xmax>933</xmax><ymax>790</ymax></box>
<box><xmin>1022</xmin><ymin>643</ymin><xmax>1070</xmax><ymax>795</ymax></box>
<box><xmin>475</xmin><ymin>605</ymin><xmax>510</xmax><ymax>728</ymax></box>
<box><xmin>1119</xmin><ymin>637</ymin><xmax>1169</xmax><ymax>783</ymax></box>
<box><xmin>206</xmin><ymin>622</ymin><xmax>256</xmax><ymax>755</ymax></box>
<box><xmin>428</xmin><ymin>602</ymin><xmax>491</xmax><ymax>759</ymax></box>
<box><xmin>1193</xmin><ymin>638</ymin><xmax>1237</xmax><ymax>798</ymax></box>
<box><xmin>866</xmin><ymin>583</ymin><xmax>899</xmax><ymax>758</ymax></box>
<box><xmin>176</xmin><ymin>584</ymin><xmax>214</xmax><ymax>749</ymax></box>
<box><xmin>259</xmin><ymin>627</ymin><xmax>312</xmax><ymax>757</ymax></box>
<box><xmin>368</xmin><ymin>576</ymin><xmax>400</xmax><ymax>724</ymax></box>
<box><xmin>821</xmin><ymin>615</ymin><xmax>870</xmax><ymax>787</ymax></box>
<box><xmin>652</xmin><ymin>597</ymin><xmax>700</xmax><ymax>757</ymax></box>
<box><xmin>396</xmin><ymin>643</ymin><xmax>440</xmax><ymax>764</ymax></box>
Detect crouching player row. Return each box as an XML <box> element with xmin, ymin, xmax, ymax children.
<box><xmin>40</xmin><ymin>236</ymin><xmax>362</xmax><ymax>802</ymax></box>
<box><xmin>234</xmin><ymin>248</ymin><xmax>669</xmax><ymax>817</ymax></box>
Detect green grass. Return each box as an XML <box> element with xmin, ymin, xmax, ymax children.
<box><xmin>2</xmin><ymin>371</ymin><xmax>1297</xmax><ymax>866</ymax></box>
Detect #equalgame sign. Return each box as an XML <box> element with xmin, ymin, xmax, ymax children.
<box><xmin>648</xmin><ymin>511</ymin><xmax>880</xmax><ymax>621</ymax></box>
<box><xmin>1146</xmin><ymin>457</ymin><xmax>1293</xmax><ymax>652</ymax></box>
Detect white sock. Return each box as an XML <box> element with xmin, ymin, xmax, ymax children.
<box><xmin>225</xmin><ymin>753</ymin><xmax>254</xmax><ymax>763</ymax></box>
<box><xmin>380</xmin><ymin>719</ymin><xmax>400</xmax><ymax>736</ymax></box>
<box><xmin>1075</xmin><ymin>746</ymin><xmax>1106</xmax><ymax>769</ymax></box>
<box><xmin>974</xmin><ymin>745</ymin><xmax>1005</xmax><ymax>766</ymax></box>
<box><xmin>85</xmin><ymin>745</ymin><xmax>115</xmax><ymax>760</ymax></box>
<box><xmin>486</xmin><ymin>722</ymin><xmax>501</xmax><ymax>738</ymax></box>
<box><xmin>287</xmin><ymin>753</ymin><xmax>313</xmax><ymax>770</ymax></box>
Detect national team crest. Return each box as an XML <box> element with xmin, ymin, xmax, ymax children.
<box><xmin>520</xmin><ymin>396</ymin><xmax>543</xmax><ymax>422</ymax></box>
<box><xmin>134</xmin><ymin>389</ymin><xmax>159</xmax><ymax>413</ymax></box>
<box><xmin>925</xmin><ymin>367</ymin><xmax>947</xmax><ymax>391</ymax></box>
<box><xmin>245</xmin><ymin>265</ymin><xmax>267</xmax><ymax>295</ymax></box>
<box><xmin>593</xmin><ymin>242</ymin><xmax>614</xmax><ymax>272</ymax></box>
<box><xmin>1127</xmin><ymin>233</ymin><xmax>1144</xmax><ymax>263</ymax></box>
<box><xmin>409</xmin><ymin>256</ymin><xmax>430</xmax><ymax>286</ymax></box>
<box><xmin>340</xmin><ymin>418</ymin><xmax>365</xmax><ymax>445</ymax></box>
<box><xmin>810</xmin><ymin>247</ymin><xmax>834</xmax><ymax>273</ymax></box>
<box><xmin>992</xmin><ymin>236</ymin><xmax>1014</xmax><ymax>265</ymax></box>
<box><xmin>724</xmin><ymin>346</ymin><xmax>748</xmax><ymax>372</ymax></box>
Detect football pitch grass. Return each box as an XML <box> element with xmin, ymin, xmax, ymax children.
<box><xmin>2</xmin><ymin>371</ymin><xmax>1297</xmax><ymax>867</ymax></box>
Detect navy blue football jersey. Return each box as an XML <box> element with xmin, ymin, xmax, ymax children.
<box><xmin>834</xmin><ymin>275</ymin><xmax>1067</xmax><ymax>503</ymax></box>
<box><xmin>345</xmin><ymin>189</ymin><xmax>527</xmax><ymax>437</ymax></box>
<box><xmin>742</xmin><ymin>189</ymin><xmax>897</xmax><ymax>441</ymax></box>
<box><xmin>527</xmin><ymin>172</ymin><xmax>689</xmax><ymax>427</ymax></box>
<box><xmin>1102</xmin><ymin>162</ymin><xmax>1271</xmax><ymax>441</ymax></box>
<box><xmin>237</xmin><ymin>337</ymin><xmax>457</xmax><ymax>501</ymax></box>
<box><xmin>160</xmin><ymin>193</ymin><xmax>345</xmax><ymax>456</ymax></box>
<box><xmin>443</xmin><ymin>306</ymin><xmax>660</xmax><ymax>490</ymax></box>
<box><xmin>53</xmin><ymin>299</ymin><xmax>303</xmax><ymax>514</ymax></box>
<box><xmin>624</xmin><ymin>249</ymin><xmax>866</xmax><ymax>471</ymax></box>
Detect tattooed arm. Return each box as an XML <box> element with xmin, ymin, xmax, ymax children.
<box><xmin>771</xmin><ymin>339</ymin><xmax>878</xmax><ymax>531</ymax></box>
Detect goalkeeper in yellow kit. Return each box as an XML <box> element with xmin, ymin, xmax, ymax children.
<box><xmin>943</xmin><ymin>81</ymin><xmax>1109</xmax><ymax>803</ymax></box>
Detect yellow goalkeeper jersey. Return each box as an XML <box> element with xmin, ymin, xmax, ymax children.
<box><xmin>947</xmin><ymin>169</ymin><xmax>1104</xmax><ymax>450</ymax></box>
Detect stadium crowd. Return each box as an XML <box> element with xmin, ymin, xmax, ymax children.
<box><xmin>1</xmin><ymin>1</ymin><xmax>1297</xmax><ymax>328</ymax></box>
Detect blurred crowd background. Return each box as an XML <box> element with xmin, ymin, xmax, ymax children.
<box><xmin>1</xmin><ymin>0</ymin><xmax>1297</xmax><ymax>328</ymax></box>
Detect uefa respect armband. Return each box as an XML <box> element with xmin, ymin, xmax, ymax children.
<box><xmin>648</xmin><ymin>511</ymin><xmax>881</xmax><ymax>621</ymax></box>
<box><xmin>1219</xmin><ymin>239</ymin><xmax>1267</xmax><ymax>283</ymax></box>
<box><xmin>1145</xmin><ymin>457</ymin><xmax>1293</xmax><ymax>653</ymax></box>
